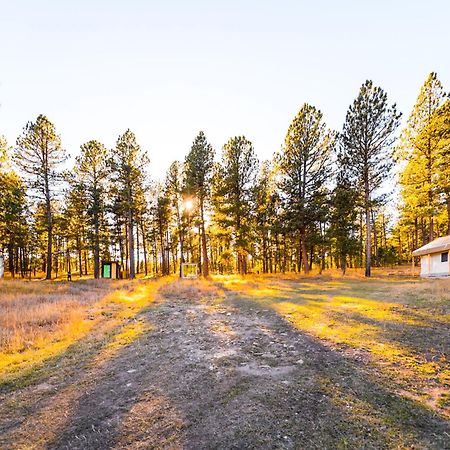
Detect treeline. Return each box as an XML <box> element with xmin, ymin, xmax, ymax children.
<box><xmin>1</xmin><ymin>73</ymin><xmax>449</xmax><ymax>279</ymax></box>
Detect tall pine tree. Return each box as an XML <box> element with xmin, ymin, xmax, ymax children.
<box><xmin>109</xmin><ymin>130</ymin><xmax>149</xmax><ymax>279</ymax></box>
<box><xmin>15</xmin><ymin>115</ymin><xmax>65</xmax><ymax>279</ymax></box>
<box><xmin>341</xmin><ymin>81</ymin><xmax>400</xmax><ymax>277</ymax></box>
<box><xmin>213</xmin><ymin>136</ymin><xmax>258</xmax><ymax>274</ymax></box>
<box><xmin>184</xmin><ymin>131</ymin><xmax>214</xmax><ymax>277</ymax></box>
<box><xmin>278</xmin><ymin>104</ymin><xmax>334</xmax><ymax>273</ymax></box>
<box><xmin>74</xmin><ymin>140</ymin><xmax>109</xmax><ymax>278</ymax></box>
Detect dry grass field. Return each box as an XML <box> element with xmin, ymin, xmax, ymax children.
<box><xmin>0</xmin><ymin>271</ymin><xmax>449</xmax><ymax>449</ymax></box>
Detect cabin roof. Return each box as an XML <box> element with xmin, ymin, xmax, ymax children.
<box><xmin>412</xmin><ymin>235</ymin><xmax>450</xmax><ymax>257</ymax></box>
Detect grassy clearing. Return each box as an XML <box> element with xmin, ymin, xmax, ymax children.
<box><xmin>0</xmin><ymin>273</ymin><xmax>448</xmax><ymax>449</ymax></box>
<box><xmin>214</xmin><ymin>272</ymin><xmax>450</xmax><ymax>416</ymax></box>
<box><xmin>0</xmin><ymin>278</ymin><xmax>167</xmax><ymax>386</ymax></box>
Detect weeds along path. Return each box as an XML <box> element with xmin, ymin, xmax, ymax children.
<box><xmin>0</xmin><ymin>278</ymin><xmax>448</xmax><ymax>449</ymax></box>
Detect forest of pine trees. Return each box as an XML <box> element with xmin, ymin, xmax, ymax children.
<box><xmin>1</xmin><ymin>73</ymin><xmax>449</xmax><ymax>279</ymax></box>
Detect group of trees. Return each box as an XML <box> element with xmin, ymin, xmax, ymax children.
<box><xmin>1</xmin><ymin>73</ymin><xmax>448</xmax><ymax>279</ymax></box>
<box><xmin>394</xmin><ymin>73</ymin><xmax>450</xmax><ymax>258</ymax></box>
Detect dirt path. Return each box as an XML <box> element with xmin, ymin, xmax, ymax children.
<box><xmin>0</xmin><ymin>280</ymin><xmax>448</xmax><ymax>449</ymax></box>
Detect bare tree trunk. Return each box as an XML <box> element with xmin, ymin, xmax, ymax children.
<box><xmin>77</xmin><ymin>236</ymin><xmax>82</xmax><ymax>277</ymax></box>
<box><xmin>199</xmin><ymin>199</ymin><xmax>209</xmax><ymax>277</ymax></box>
<box><xmin>365</xmin><ymin>205</ymin><xmax>372</xmax><ymax>277</ymax></box>
<box><xmin>300</xmin><ymin>229</ymin><xmax>309</xmax><ymax>274</ymax></box>
<box><xmin>159</xmin><ymin>228</ymin><xmax>166</xmax><ymax>276</ymax></box>
<box><xmin>140</xmin><ymin>219</ymin><xmax>148</xmax><ymax>277</ymax></box>
<box><xmin>8</xmin><ymin>244</ymin><xmax>14</xmax><ymax>278</ymax></box>
<box><xmin>362</xmin><ymin>170</ymin><xmax>372</xmax><ymax>277</ymax></box>
<box><xmin>341</xmin><ymin>255</ymin><xmax>347</xmax><ymax>275</ymax></box>
<box><xmin>45</xmin><ymin>187</ymin><xmax>52</xmax><ymax>280</ymax></box>
<box><xmin>84</xmin><ymin>250</ymin><xmax>88</xmax><ymax>276</ymax></box>
<box><xmin>372</xmin><ymin>209</ymin><xmax>378</xmax><ymax>267</ymax></box>
<box><xmin>128</xmin><ymin>212</ymin><xmax>135</xmax><ymax>279</ymax></box>
<box><xmin>94</xmin><ymin>213</ymin><xmax>100</xmax><ymax>278</ymax></box>
<box><xmin>125</xmin><ymin>224</ymin><xmax>129</xmax><ymax>272</ymax></box>
<box><xmin>136</xmin><ymin>223</ymin><xmax>140</xmax><ymax>274</ymax></box>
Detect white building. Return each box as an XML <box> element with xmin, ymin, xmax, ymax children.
<box><xmin>412</xmin><ymin>235</ymin><xmax>450</xmax><ymax>277</ymax></box>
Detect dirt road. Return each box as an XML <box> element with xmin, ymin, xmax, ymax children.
<box><xmin>0</xmin><ymin>280</ymin><xmax>448</xmax><ymax>449</ymax></box>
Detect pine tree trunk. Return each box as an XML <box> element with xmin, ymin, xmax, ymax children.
<box><xmin>136</xmin><ymin>223</ymin><xmax>140</xmax><ymax>274</ymax></box>
<box><xmin>365</xmin><ymin>177</ymin><xmax>371</xmax><ymax>277</ymax></box>
<box><xmin>8</xmin><ymin>243</ymin><xmax>14</xmax><ymax>277</ymax></box>
<box><xmin>140</xmin><ymin>220</ymin><xmax>148</xmax><ymax>277</ymax></box>
<box><xmin>341</xmin><ymin>255</ymin><xmax>347</xmax><ymax>275</ymax></box>
<box><xmin>128</xmin><ymin>211</ymin><xmax>135</xmax><ymax>279</ymax></box>
<box><xmin>300</xmin><ymin>229</ymin><xmax>309</xmax><ymax>274</ymax></box>
<box><xmin>200</xmin><ymin>198</ymin><xmax>209</xmax><ymax>277</ymax></box>
<box><xmin>84</xmin><ymin>251</ymin><xmax>88</xmax><ymax>276</ymax></box>
<box><xmin>77</xmin><ymin>236</ymin><xmax>82</xmax><ymax>277</ymax></box>
<box><xmin>159</xmin><ymin>228</ymin><xmax>166</xmax><ymax>276</ymax></box>
<box><xmin>372</xmin><ymin>210</ymin><xmax>378</xmax><ymax>266</ymax></box>
<box><xmin>365</xmin><ymin>205</ymin><xmax>372</xmax><ymax>277</ymax></box>
<box><xmin>45</xmin><ymin>186</ymin><xmax>52</xmax><ymax>280</ymax></box>
<box><xmin>94</xmin><ymin>211</ymin><xmax>100</xmax><ymax>279</ymax></box>
<box><xmin>125</xmin><ymin>224</ymin><xmax>129</xmax><ymax>272</ymax></box>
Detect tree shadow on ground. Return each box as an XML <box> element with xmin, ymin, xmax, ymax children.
<box><xmin>1</xmin><ymin>280</ymin><xmax>449</xmax><ymax>449</ymax></box>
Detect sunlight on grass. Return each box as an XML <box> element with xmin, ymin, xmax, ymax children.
<box><xmin>0</xmin><ymin>279</ymin><xmax>167</xmax><ymax>384</ymax></box>
<box><xmin>217</xmin><ymin>274</ymin><xmax>450</xmax><ymax>415</ymax></box>
<box><xmin>0</xmin><ymin>318</ymin><xmax>97</xmax><ymax>380</ymax></box>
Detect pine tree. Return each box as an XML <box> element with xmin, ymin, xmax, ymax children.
<box><xmin>278</xmin><ymin>103</ymin><xmax>335</xmax><ymax>273</ymax></box>
<box><xmin>109</xmin><ymin>130</ymin><xmax>149</xmax><ymax>279</ymax></box>
<box><xmin>328</xmin><ymin>173</ymin><xmax>360</xmax><ymax>274</ymax></box>
<box><xmin>426</xmin><ymin>99</ymin><xmax>450</xmax><ymax>234</ymax></box>
<box><xmin>0</xmin><ymin>136</ymin><xmax>29</xmax><ymax>277</ymax></box>
<box><xmin>398</xmin><ymin>73</ymin><xmax>447</xmax><ymax>243</ymax></box>
<box><xmin>152</xmin><ymin>190</ymin><xmax>171</xmax><ymax>275</ymax></box>
<box><xmin>341</xmin><ymin>81</ymin><xmax>401</xmax><ymax>277</ymax></box>
<box><xmin>253</xmin><ymin>161</ymin><xmax>277</xmax><ymax>273</ymax></box>
<box><xmin>165</xmin><ymin>161</ymin><xmax>185</xmax><ymax>275</ymax></box>
<box><xmin>213</xmin><ymin>136</ymin><xmax>258</xmax><ymax>274</ymax></box>
<box><xmin>15</xmin><ymin>115</ymin><xmax>65</xmax><ymax>279</ymax></box>
<box><xmin>62</xmin><ymin>180</ymin><xmax>89</xmax><ymax>277</ymax></box>
<box><xmin>184</xmin><ymin>131</ymin><xmax>214</xmax><ymax>277</ymax></box>
<box><xmin>74</xmin><ymin>140</ymin><xmax>109</xmax><ymax>278</ymax></box>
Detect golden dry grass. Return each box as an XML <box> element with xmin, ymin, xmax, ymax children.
<box><xmin>0</xmin><ymin>278</ymin><xmax>167</xmax><ymax>384</ymax></box>
<box><xmin>0</xmin><ymin>280</ymin><xmax>112</xmax><ymax>353</ymax></box>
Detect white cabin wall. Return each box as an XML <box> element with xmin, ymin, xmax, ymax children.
<box><xmin>420</xmin><ymin>253</ymin><xmax>449</xmax><ymax>277</ymax></box>
<box><xmin>420</xmin><ymin>255</ymin><xmax>430</xmax><ymax>276</ymax></box>
<box><xmin>430</xmin><ymin>253</ymin><xmax>449</xmax><ymax>276</ymax></box>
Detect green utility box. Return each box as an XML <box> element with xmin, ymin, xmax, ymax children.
<box><xmin>101</xmin><ymin>261</ymin><xmax>121</xmax><ymax>279</ymax></box>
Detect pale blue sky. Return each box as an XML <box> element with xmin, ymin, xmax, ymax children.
<box><xmin>1</xmin><ymin>0</ymin><xmax>449</xmax><ymax>178</ymax></box>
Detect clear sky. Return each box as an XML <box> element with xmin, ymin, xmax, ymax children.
<box><xmin>1</xmin><ymin>0</ymin><xmax>449</xmax><ymax>179</ymax></box>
